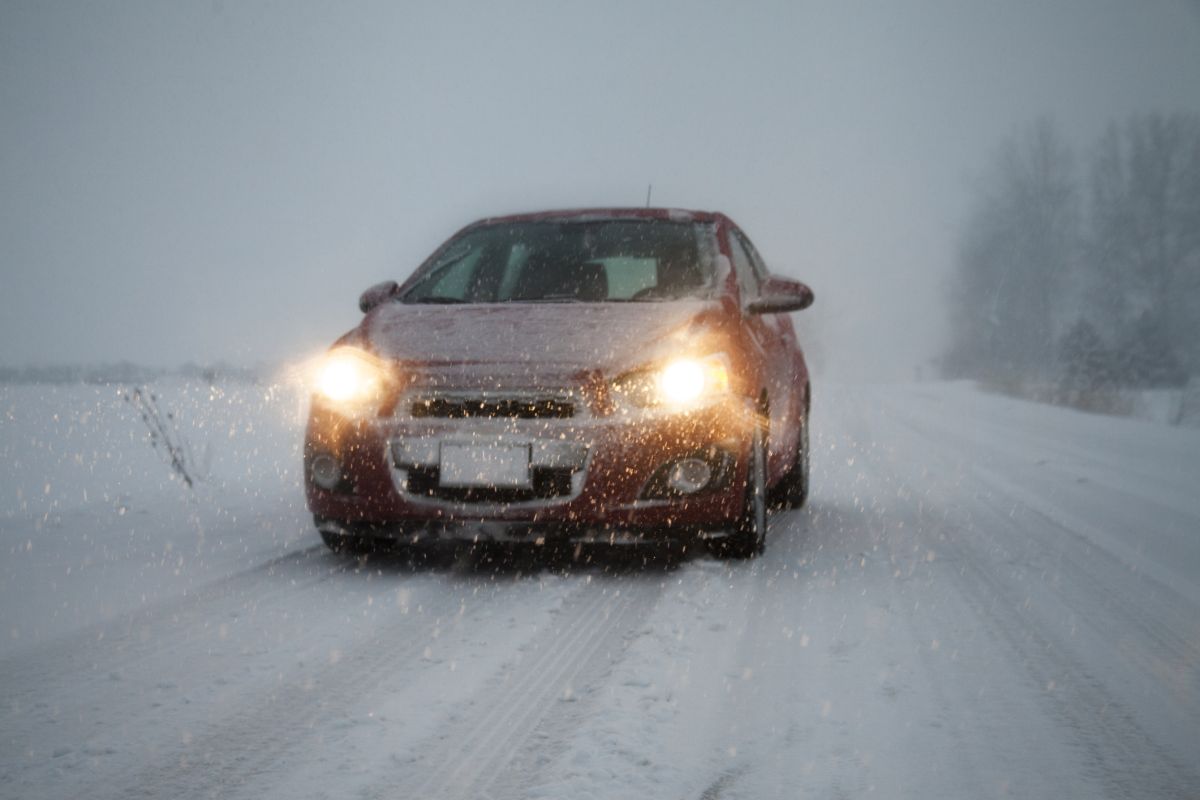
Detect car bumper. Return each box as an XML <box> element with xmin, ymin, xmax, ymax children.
<box><xmin>304</xmin><ymin>396</ymin><xmax>757</xmax><ymax>543</ymax></box>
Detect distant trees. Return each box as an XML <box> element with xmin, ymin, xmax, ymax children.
<box><xmin>1057</xmin><ymin>319</ymin><xmax>1117</xmax><ymax>411</ymax></box>
<box><xmin>944</xmin><ymin>119</ymin><xmax>1077</xmax><ymax>380</ymax></box>
<box><xmin>1087</xmin><ymin>114</ymin><xmax>1200</xmax><ymax>381</ymax></box>
<box><xmin>944</xmin><ymin>113</ymin><xmax>1200</xmax><ymax>402</ymax></box>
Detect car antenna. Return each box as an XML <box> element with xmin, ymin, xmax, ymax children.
<box><xmin>645</xmin><ymin>183</ymin><xmax>653</xmax><ymax>208</ymax></box>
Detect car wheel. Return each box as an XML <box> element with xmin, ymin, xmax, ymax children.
<box><xmin>713</xmin><ymin>423</ymin><xmax>767</xmax><ymax>559</ymax></box>
<box><xmin>771</xmin><ymin>412</ymin><xmax>809</xmax><ymax>509</ymax></box>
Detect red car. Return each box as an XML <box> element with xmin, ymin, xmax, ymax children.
<box><xmin>304</xmin><ymin>208</ymin><xmax>813</xmax><ymax>558</ymax></box>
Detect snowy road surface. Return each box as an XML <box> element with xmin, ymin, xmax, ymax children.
<box><xmin>2</xmin><ymin>381</ymin><xmax>1198</xmax><ymax>798</ymax></box>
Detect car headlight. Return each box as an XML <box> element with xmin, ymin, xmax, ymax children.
<box><xmin>315</xmin><ymin>347</ymin><xmax>388</xmax><ymax>408</ymax></box>
<box><xmin>614</xmin><ymin>353</ymin><xmax>731</xmax><ymax>408</ymax></box>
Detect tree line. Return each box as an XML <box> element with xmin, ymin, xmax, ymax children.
<box><xmin>943</xmin><ymin>113</ymin><xmax>1200</xmax><ymax>405</ymax></box>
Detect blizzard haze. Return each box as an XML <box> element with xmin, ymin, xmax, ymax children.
<box><xmin>4</xmin><ymin>5</ymin><xmax>1200</xmax><ymax>796</ymax></box>
<box><xmin>2</xmin><ymin>0</ymin><xmax>1199</xmax><ymax>378</ymax></box>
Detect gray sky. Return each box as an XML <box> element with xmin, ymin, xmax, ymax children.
<box><xmin>2</xmin><ymin>0</ymin><xmax>1198</xmax><ymax>380</ymax></box>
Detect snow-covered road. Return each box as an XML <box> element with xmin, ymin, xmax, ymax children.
<box><xmin>2</xmin><ymin>382</ymin><xmax>1198</xmax><ymax>799</ymax></box>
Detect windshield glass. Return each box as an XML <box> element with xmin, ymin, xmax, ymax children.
<box><xmin>402</xmin><ymin>220</ymin><xmax>716</xmax><ymax>304</ymax></box>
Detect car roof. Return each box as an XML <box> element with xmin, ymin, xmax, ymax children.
<box><xmin>468</xmin><ymin>207</ymin><xmax>727</xmax><ymax>227</ymax></box>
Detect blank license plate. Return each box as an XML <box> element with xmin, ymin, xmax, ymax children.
<box><xmin>439</xmin><ymin>443</ymin><xmax>531</xmax><ymax>488</ymax></box>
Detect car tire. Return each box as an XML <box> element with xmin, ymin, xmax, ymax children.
<box><xmin>713</xmin><ymin>423</ymin><xmax>767</xmax><ymax>560</ymax></box>
<box><xmin>771</xmin><ymin>412</ymin><xmax>809</xmax><ymax>510</ymax></box>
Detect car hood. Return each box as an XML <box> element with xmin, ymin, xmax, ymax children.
<box><xmin>362</xmin><ymin>299</ymin><xmax>729</xmax><ymax>383</ymax></box>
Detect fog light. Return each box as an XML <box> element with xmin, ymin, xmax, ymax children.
<box><xmin>311</xmin><ymin>454</ymin><xmax>342</xmax><ymax>490</ymax></box>
<box><xmin>667</xmin><ymin>458</ymin><xmax>713</xmax><ymax>494</ymax></box>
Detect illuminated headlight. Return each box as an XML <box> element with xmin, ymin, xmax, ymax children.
<box><xmin>315</xmin><ymin>347</ymin><xmax>389</xmax><ymax>408</ymax></box>
<box><xmin>657</xmin><ymin>355</ymin><xmax>730</xmax><ymax>405</ymax></box>
<box><xmin>614</xmin><ymin>353</ymin><xmax>731</xmax><ymax>408</ymax></box>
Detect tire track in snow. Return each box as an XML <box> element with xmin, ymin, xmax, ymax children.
<box><xmin>943</xmin><ymin>513</ymin><xmax>1199</xmax><ymax>800</ymax></box>
<box><xmin>371</xmin><ymin>576</ymin><xmax>663</xmax><ymax>800</ymax></box>
<box><xmin>891</xmin><ymin>396</ymin><xmax>1200</xmax><ymax>683</ymax></box>
<box><xmin>103</xmin><ymin>568</ymin><xmax>521</xmax><ymax>800</ymax></box>
<box><xmin>0</xmin><ymin>543</ymin><xmax>337</xmax><ymax>684</ymax></box>
<box><xmin>889</xmin><ymin>406</ymin><xmax>1200</xmax><ymax>798</ymax></box>
<box><xmin>884</xmin><ymin>398</ymin><xmax>1200</xmax><ymax>675</ymax></box>
<box><xmin>972</xmin><ymin>460</ymin><xmax>1200</xmax><ymax>618</ymax></box>
<box><xmin>0</xmin><ymin>544</ymin><xmax>349</xmax><ymax>775</ymax></box>
<box><xmin>882</xmin><ymin>390</ymin><xmax>1200</xmax><ymax>524</ymax></box>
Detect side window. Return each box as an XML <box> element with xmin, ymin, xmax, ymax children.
<box><xmin>739</xmin><ymin>233</ymin><xmax>770</xmax><ymax>282</ymax></box>
<box><xmin>727</xmin><ymin>230</ymin><xmax>759</xmax><ymax>302</ymax></box>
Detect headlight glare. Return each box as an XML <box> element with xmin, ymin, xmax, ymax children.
<box><xmin>316</xmin><ymin>348</ymin><xmax>386</xmax><ymax>406</ymax></box>
<box><xmin>658</xmin><ymin>359</ymin><xmax>708</xmax><ymax>404</ymax></box>
<box><xmin>614</xmin><ymin>353</ymin><xmax>731</xmax><ymax>409</ymax></box>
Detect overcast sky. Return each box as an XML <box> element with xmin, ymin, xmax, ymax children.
<box><xmin>2</xmin><ymin>0</ymin><xmax>1198</xmax><ymax>380</ymax></box>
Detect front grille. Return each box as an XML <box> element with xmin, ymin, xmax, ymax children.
<box><xmin>404</xmin><ymin>466</ymin><xmax>574</xmax><ymax>503</ymax></box>
<box><xmin>409</xmin><ymin>395</ymin><xmax>575</xmax><ymax>420</ymax></box>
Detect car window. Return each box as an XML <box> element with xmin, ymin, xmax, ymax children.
<box><xmin>495</xmin><ymin>242</ymin><xmax>532</xmax><ymax>300</ymax></box>
<box><xmin>727</xmin><ymin>229</ymin><xmax>759</xmax><ymax>302</ymax></box>
<box><xmin>599</xmin><ymin>257</ymin><xmax>659</xmax><ymax>300</ymax></box>
<box><xmin>739</xmin><ymin>232</ymin><xmax>770</xmax><ymax>281</ymax></box>
<box><xmin>403</xmin><ymin>220</ymin><xmax>715</xmax><ymax>304</ymax></box>
<box><xmin>399</xmin><ymin>239</ymin><xmax>491</xmax><ymax>303</ymax></box>
<box><xmin>425</xmin><ymin>247</ymin><xmax>485</xmax><ymax>299</ymax></box>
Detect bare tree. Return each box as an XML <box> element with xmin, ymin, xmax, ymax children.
<box><xmin>945</xmin><ymin>118</ymin><xmax>1079</xmax><ymax>380</ymax></box>
<box><xmin>1086</xmin><ymin>113</ymin><xmax>1200</xmax><ymax>379</ymax></box>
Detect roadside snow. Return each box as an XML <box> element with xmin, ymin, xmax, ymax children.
<box><xmin>0</xmin><ymin>379</ymin><xmax>311</xmax><ymax>655</ymax></box>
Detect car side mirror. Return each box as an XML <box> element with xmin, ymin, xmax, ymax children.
<box><xmin>748</xmin><ymin>277</ymin><xmax>814</xmax><ymax>314</ymax></box>
<box><xmin>358</xmin><ymin>280</ymin><xmax>401</xmax><ymax>313</ymax></box>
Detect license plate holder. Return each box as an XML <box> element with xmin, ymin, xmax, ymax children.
<box><xmin>439</xmin><ymin>443</ymin><xmax>532</xmax><ymax>489</ymax></box>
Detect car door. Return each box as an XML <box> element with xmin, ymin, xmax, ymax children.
<box><xmin>726</xmin><ymin>226</ymin><xmax>796</xmax><ymax>480</ymax></box>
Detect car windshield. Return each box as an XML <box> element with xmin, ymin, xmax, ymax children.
<box><xmin>402</xmin><ymin>219</ymin><xmax>716</xmax><ymax>304</ymax></box>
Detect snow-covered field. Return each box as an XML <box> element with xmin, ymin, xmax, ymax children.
<box><xmin>1</xmin><ymin>379</ymin><xmax>1198</xmax><ymax>799</ymax></box>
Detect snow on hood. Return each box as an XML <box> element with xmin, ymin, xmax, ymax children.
<box><xmin>362</xmin><ymin>299</ymin><xmax>726</xmax><ymax>380</ymax></box>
